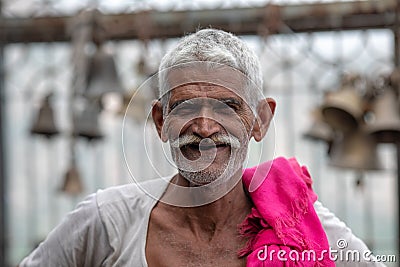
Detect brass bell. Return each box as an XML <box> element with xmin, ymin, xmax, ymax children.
<box><xmin>74</xmin><ymin>100</ymin><xmax>103</xmax><ymax>141</ymax></box>
<box><xmin>30</xmin><ymin>94</ymin><xmax>59</xmax><ymax>138</ymax></box>
<box><xmin>321</xmin><ymin>86</ymin><xmax>364</xmax><ymax>133</ymax></box>
<box><xmin>329</xmin><ymin>130</ymin><xmax>382</xmax><ymax>170</ymax></box>
<box><xmin>118</xmin><ymin>90</ymin><xmax>149</xmax><ymax>124</ymax></box>
<box><xmin>365</xmin><ymin>88</ymin><xmax>400</xmax><ymax>143</ymax></box>
<box><xmin>61</xmin><ymin>163</ymin><xmax>84</xmax><ymax>195</ymax></box>
<box><xmin>303</xmin><ymin>107</ymin><xmax>334</xmax><ymax>143</ymax></box>
<box><xmin>85</xmin><ymin>46</ymin><xmax>124</xmax><ymax>99</ymax></box>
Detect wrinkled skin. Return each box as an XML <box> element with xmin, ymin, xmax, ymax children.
<box><xmin>146</xmin><ymin>78</ymin><xmax>276</xmax><ymax>267</ymax></box>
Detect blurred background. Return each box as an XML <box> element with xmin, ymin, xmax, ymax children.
<box><xmin>0</xmin><ymin>0</ymin><xmax>399</xmax><ymax>266</ymax></box>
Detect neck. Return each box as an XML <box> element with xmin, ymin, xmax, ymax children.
<box><xmin>184</xmin><ymin>180</ymin><xmax>251</xmax><ymax>225</ymax></box>
<box><xmin>159</xmin><ymin>170</ymin><xmax>252</xmax><ymax>239</ymax></box>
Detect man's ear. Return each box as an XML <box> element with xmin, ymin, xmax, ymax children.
<box><xmin>251</xmin><ymin>97</ymin><xmax>276</xmax><ymax>142</ymax></box>
<box><xmin>151</xmin><ymin>100</ymin><xmax>168</xmax><ymax>142</ymax></box>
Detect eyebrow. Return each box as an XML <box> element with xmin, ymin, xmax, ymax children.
<box><xmin>168</xmin><ymin>97</ymin><xmax>243</xmax><ymax>111</ymax></box>
<box><xmin>169</xmin><ymin>99</ymin><xmax>195</xmax><ymax>111</ymax></box>
<box><xmin>219</xmin><ymin>98</ymin><xmax>242</xmax><ymax>106</ymax></box>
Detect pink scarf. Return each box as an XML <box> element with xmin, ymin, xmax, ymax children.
<box><xmin>239</xmin><ymin>157</ymin><xmax>334</xmax><ymax>266</ymax></box>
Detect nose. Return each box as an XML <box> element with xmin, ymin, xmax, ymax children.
<box><xmin>191</xmin><ymin>106</ymin><xmax>220</xmax><ymax>138</ymax></box>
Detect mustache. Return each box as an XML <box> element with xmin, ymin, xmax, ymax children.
<box><xmin>170</xmin><ymin>133</ymin><xmax>241</xmax><ymax>149</ymax></box>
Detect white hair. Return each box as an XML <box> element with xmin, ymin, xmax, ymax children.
<box><xmin>158</xmin><ymin>29</ymin><xmax>263</xmax><ymax>113</ymax></box>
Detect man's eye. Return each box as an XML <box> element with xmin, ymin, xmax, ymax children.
<box><xmin>214</xmin><ymin>102</ymin><xmax>238</xmax><ymax>114</ymax></box>
<box><xmin>173</xmin><ymin>102</ymin><xmax>200</xmax><ymax>114</ymax></box>
<box><xmin>227</xmin><ymin>103</ymin><xmax>240</xmax><ymax>111</ymax></box>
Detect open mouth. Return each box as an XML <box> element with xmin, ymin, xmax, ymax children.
<box><xmin>183</xmin><ymin>142</ymin><xmax>230</xmax><ymax>151</ymax></box>
<box><xmin>177</xmin><ymin>139</ymin><xmax>234</xmax><ymax>162</ymax></box>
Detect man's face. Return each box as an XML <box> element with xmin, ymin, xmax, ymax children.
<box><xmin>162</xmin><ymin>82</ymin><xmax>255</xmax><ymax>186</ymax></box>
<box><xmin>152</xmin><ymin>63</ymin><xmax>275</xmax><ymax>191</ymax></box>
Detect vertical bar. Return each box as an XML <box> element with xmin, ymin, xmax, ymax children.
<box><xmin>394</xmin><ymin>0</ymin><xmax>400</xmax><ymax>258</ymax></box>
<box><xmin>0</xmin><ymin>0</ymin><xmax>8</xmax><ymax>265</ymax></box>
<box><xmin>397</xmin><ymin>141</ymin><xmax>400</xmax><ymax>258</ymax></box>
<box><xmin>363</xmin><ymin>172</ymin><xmax>374</xmax><ymax>250</ymax></box>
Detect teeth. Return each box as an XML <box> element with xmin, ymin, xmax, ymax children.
<box><xmin>182</xmin><ymin>143</ymin><xmax>229</xmax><ymax>150</ymax></box>
<box><xmin>199</xmin><ymin>146</ymin><xmax>215</xmax><ymax>150</ymax></box>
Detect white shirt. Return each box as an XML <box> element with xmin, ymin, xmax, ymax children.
<box><xmin>20</xmin><ymin>177</ymin><xmax>386</xmax><ymax>266</ymax></box>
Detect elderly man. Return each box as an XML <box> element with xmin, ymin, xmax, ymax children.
<box><xmin>21</xmin><ymin>29</ymin><xmax>384</xmax><ymax>266</ymax></box>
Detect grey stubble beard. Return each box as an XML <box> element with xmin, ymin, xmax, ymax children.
<box><xmin>171</xmin><ymin>141</ymin><xmax>248</xmax><ymax>187</ymax></box>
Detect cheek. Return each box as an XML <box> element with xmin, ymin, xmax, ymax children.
<box><xmin>162</xmin><ymin>116</ymin><xmax>192</xmax><ymax>140</ymax></box>
<box><xmin>238</xmin><ymin>111</ymin><xmax>255</xmax><ymax>135</ymax></box>
<box><xmin>218</xmin><ymin>113</ymin><xmax>253</xmax><ymax>141</ymax></box>
<box><xmin>241</xmin><ymin>117</ymin><xmax>255</xmax><ymax>133</ymax></box>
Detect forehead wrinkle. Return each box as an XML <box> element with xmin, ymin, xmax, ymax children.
<box><xmin>175</xmin><ymin>82</ymin><xmax>234</xmax><ymax>93</ymax></box>
<box><xmin>165</xmin><ymin>64</ymin><xmax>247</xmax><ymax>89</ymax></box>
<box><xmin>169</xmin><ymin>82</ymin><xmax>244</xmax><ymax>103</ymax></box>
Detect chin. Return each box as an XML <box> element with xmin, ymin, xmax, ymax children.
<box><xmin>171</xmin><ymin>144</ymin><xmax>248</xmax><ymax>186</ymax></box>
<box><xmin>179</xmin><ymin>169</ymin><xmax>223</xmax><ymax>186</ymax></box>
<box><xmin>178</xmin><ymin>159</ymin><xmax>243</xmax><ymax>186</ymax></box>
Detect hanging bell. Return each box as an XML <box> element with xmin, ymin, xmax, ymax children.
<box><xmin>30</xmin><ymin>94</ymin><xmax>59</xmax><ymax>138</ymax></box>
<box><xmin>118</xmin><ymin>90</ymin><xmax>149</xmax><ymax>124</ymax></box>
<box><xmin>329</xmin><ymin>129</ymin><xmax>382</xmax><ymax>170</ymax></box>
<box><xmin>61</xmin><ymin>163</ymin><xmax>84</xmax><ymax>195</ymax></box>
<box><xmin>365</xmin><ymin>88</ymin><xmax>400</xmax><ymax>143</ymax></box>
<box><xmin>74</xmin><ymin>100</ymin><xmax>103</xmax><ymax>141</ymax></box>
<box><xmin>85</xmin><ymin>46</ymin><xmax>124</xmax><ymax>99</ymax></box>
<box><xmin>303</xmin><ymin>107</ymin><xmax>334</xmax><ymax>143</ymax></box>
<box><xmin>321</xmin><ymin>86</ymin><xmax>364</xmax><ymax>133</ymax></box>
